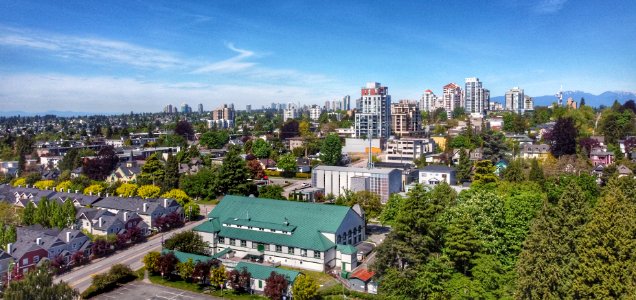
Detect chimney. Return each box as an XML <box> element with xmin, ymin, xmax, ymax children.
<box><xmin>66</xmin><ymin>231</ymin><xmax>71</xmax><ymax>243</ymax></box>
<box><xmin>123</xmin><ymin>212</ymin><xmax>128</xmax><ymax>222</ymax></box>
<box><xmin>75</xmin><ymin>190</ymin><xmax>79</xmax><ymax>194</ymax></box>
<box><xmin>89</xmin><ymin>191</ymin><xmax>93</xmax><ymax>196</ymax></box>
<box><xmin>143</xmin><ymin>203</ymin><xmax>148</xmax><ymax>213</ymax></box>
<box><xmin>36</xmin><ymin>238</ymin><xmax>42</xmax><ymax>245</ymax></box>
<box><xmin>98</xmin><ymin>217</ymin><xmax>103</xmax><ymax>227</ymax></box>
<box><xmin>164</xmin><ymin>199</ymin><xmax>168</xmax><ymax>208</ymax></box>
<box><xmin>98</xmin><ymin>192</ymin><xmax>101</xmax><ymax>197</ymax></box>
<box><xmin>6</xmin><ymin>243</ymin><xmax>12</xmax><ymax>255</ymax></box>
<box><xmin>106</xmin><ymin>193</ymin><xmax>109</xmax><ymax>197</ymax></box>
<box><xmin>53</xmin><ymin>187</ymin><xmax>56</xmax><ymax>191</ymax></box>
<box><xmin>68</xmin><ymin>189</ymin><xmax>71</xmax><ymax>193</ymax></box>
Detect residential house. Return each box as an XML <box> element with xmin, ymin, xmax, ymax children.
<box><xmin>617</xmin><ymin>164</ymin><xmax>633</xmax><ymax>178</ymax></box>
<box><xmin>8</xmin><ymin>226</ymin><xmax>91</xmax><ymax>274</ymax></box>
<box><xmin>92</xmin><ymin>197</ymin><xmax>183</xmax><ymax>230</ymax></box>
<box><xmin>419</xmin><ymin>165</ymin><xmax>456</xmax><ymax>185</ymax></box>
<box><xmin>259</xmin><ymin>159</ymin><xmax>277</xmax><ymax>171</ymax></box>
<box><xmin>194</xmin><ymin>195</ymin><xmax>365</xmax><ymax>272</ymax></box>
<box><xmin>469</xmin><ymin>148</ymin><xmax>483</xmax><ymax>162</ymax></box>
<box><xmin>384</xmin><ymin>138</ymin><xmax>435</xmax><ymax>164</ymax></box>
<box><xmin>0</xmin><ymin>249</ymin><xmax>14</xmax><ymax>280</ymax></box>
<box><xmin>106</xmin><ymin>161</ymin><xmax>141</xmax><ymax>183</ymax></box>
<box><xmin>287</xmin><ymin>137</ymin><xmax>305</xmax><ymax>151</ymax></box>
<box><xmin>234</xmin><ymin>261</ymin><xmax>300</xmax><ymax>295</ymax></box>
<box><xmin>590</xmin><ymin>149</ymin><xmax>614</xmax><ymax>166</ymax></box>
<box><xmin>296</xmin><ymin>157</ymin><xmax>311</xmax><ymax>173</ymax></box>
<box><xmin>520</xmin><ymin>144</ymin><xmax>550</xmax><ymax>160</ymax></box>
<box><xmin>76</xmin><ymin>208</ymin><xmax>149</xmax><ymax>236</ymax></box>
<box><xmin>348</xmin><ymin>268</ymin><xmax>378</xmax><ymax>294</ymax></box>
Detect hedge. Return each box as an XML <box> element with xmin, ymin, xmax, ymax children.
<box><xmin>81</xmin><ymin>264</ymin><xmax>137</xmax><ymax>298</ymax></box>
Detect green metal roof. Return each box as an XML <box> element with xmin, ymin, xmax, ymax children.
<box><xmin>235</xmin><ymin>262</ymin><xmax>300</xmax><ymax>283</ymax></box>
<box><xmin>162</xmin><ymin>248</ymin><xmax>233</xmax><ymax>263</ymax></box>
<box><xmin>162</xmin><ymin>249</ymin><xmax>215</xmax><ymax>263</ymax></box>
<box><xmin>222</xmin><ymin>218</ymin><xmax>297</xmax><ymax>232</ymax></box>
<box><xmin>195</xmin><ymin>195</ymin><xmax>354</xmax><ymax>251</ymax></box>
<box><xmin>337</xmin><ymin>244</ymin><xmax>358</xmax><ymax>255</ymax></box>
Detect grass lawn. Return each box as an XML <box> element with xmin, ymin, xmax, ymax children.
<box><xmin>277</xmin><ymin>266</ymin><xmax>338</xmax><ymax>290</ymax></box>
<box><xmin>148</xmin><ymin>275</ymin><xmax>266</xmax><ymax>299</ymax></box>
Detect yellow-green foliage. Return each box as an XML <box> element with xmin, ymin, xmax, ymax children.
<box><xmin>56</xmin><ymin>180</ymin><xmax>72</xmax><ymax>192</ymax></box>
<box><xmin>12</xmin><ymin>178</ymin><xmax>26</xmax><ymax>187</ymax></box>
<box><xmin>116</xmin><ymin>183</ymin><xmax>138</xmax><ymax>197</ymax></box>
<box><xmin>137</xmin><ymin>185</ymin><xmax>161</xmax><ymax>199</ymax></box>
<box><xmin>161</xmin><ymin>189</ymin><xmax>190</xmax><ymax>206</ymax></box>
<box><xmin>83</xmin><ymin>184</ymin><xmax>104</xmax><ymax>196</ymax></box>
<box><xmin>33</xmin><ymin>180</ymin><xmax>55</xmax><ymax>190</ymax></box>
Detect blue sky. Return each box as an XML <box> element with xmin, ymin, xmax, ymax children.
<box><xmin>0</xmin><ymin>0</ymin><xmax>634</xmax><ymax>113</ymax></box>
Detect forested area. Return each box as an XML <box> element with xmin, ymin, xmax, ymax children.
<box><xmin>373</xmin><ymin>174</ymin><xmax>636</xmax><ymax>299</ymax></box>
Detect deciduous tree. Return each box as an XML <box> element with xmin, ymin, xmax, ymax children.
<box><xmin>264</xmin><ymin>272</ymin><xmax>288</xmax><ymax>300</ymax></box>
<box><xmin>320</xmin><ymin>133</ymin><xmax>342</xmax><ymax>166</ymax></box>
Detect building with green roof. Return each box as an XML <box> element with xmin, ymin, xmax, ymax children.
<box><xmin>234</xmin><ymin>261</ymin><xmax>300</xmax><ymax>294</ymax></box>
<box><xmin>194</xmin><ymin>195</ymin><xmax>365</xmax><ymax>272</ymax></box>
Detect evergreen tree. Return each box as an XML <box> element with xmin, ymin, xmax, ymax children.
<box><xmin>516</xmin><ymin>185</ymin><xmax>589</xmax><ymax>298</ymax></box>
<box><xmin>219</xmin><ymin>148</ymin><xmax>252</xmax><ymax>196</ymax></box>
<box><xmin>456</xmin><ymin>148</ymin><xmax>472</xmax><ymax>183</ymax></box>
<box><xmin>444</xmin><ymin>212</ymin><xmax>481</xmax><ymax>275</ymax></box>
<box><xmin>319</xmin><ymin>133</ymin><xmax>342</xmax><ymax>166</ymax></box>
<box><xmin>163</xmin><ymin>153</ymin><xmax>179</xmax><ymax>191</ymax></box>
<box><xmin>374</xmin><ymin>184</ymin><xmax>446</xmax><ymax>273</ymax></box>
<box><xmin>473</xmin><ymin>160</ymin><xmax>497</xmax><ymax>185</ymax></box>
<box><xmin>528</xmin><ymin>158</ymin><xmax>544</xmax><ymax>183</ymax></box>
<box><xmin>35</xmin><ymin>197</ymin><xmax>51</xmax><ymax>227</ymax></box>
<box><xmin>23</xmin><ymin>201</ymin><xmax>36</xmax><ymax>225</ymax></box>
<box><xmin>503</xmin><ymin>159</ymin><xmax>525</xmax><ymax>182</ymax></box>
<box><xmin>49</xmin><ymin>201</ymin><xmax>65</xmax><ymax>229</ymax></box>
<box><xmin>572</xmin><ymin>190</ymin><xmax>636</xmax><ymax>298</ymax></box>
<box><xmin>139</xmin><ymin>154</ymin><xmax>165</xmax><ymax>185</ymax></box>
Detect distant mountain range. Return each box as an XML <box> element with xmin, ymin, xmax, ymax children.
<box><xmin>491</xmin><ymin>91</ymin><xmax>636</xmax><ymax>108</ymax></box>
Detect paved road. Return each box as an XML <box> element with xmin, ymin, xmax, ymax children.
<box><xmin>94</xmin><ymin>281</ymin><xmax>220</xmax><ymax>300</ymax></box>
<box><xmin>57</xmin><ymin>218</ymin><xmax>206</xmax><ymax>293</ymax></box>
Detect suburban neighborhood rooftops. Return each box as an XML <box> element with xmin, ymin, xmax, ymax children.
<box><xmin>421</xmin><ymin>165</ymin><xmax>455</xmax><ymax>173</ymax></box>
<box><xmin>313</xmin><ymin>165</ymin><xmax>397</xmax><ymax>174</ymax></box>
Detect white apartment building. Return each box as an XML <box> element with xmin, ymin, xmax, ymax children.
<box><xmin>443</xmin><ymin>83</ymin><xmax>463</xmax><ymax>116</ymax></box>
<box><xmin>384</xmin><ymin>138</ymin><xmax>435</xmax><ymax>164</ymax></box>
<box><xmin>420</xmin><ymin>89</ymin><xmax>440</xmax><ymax>112</ymax></box>
<box><xmin>505</xmin><ymin>87</ymin><xmax>525</xmax><ymax>114</ymax></box>
<box><xmin>284</xmin><ymin>103</ymin><xmax>299</xmax><ymax>122</ymax></box>
<box><xmin>354</xmin><ymin>82</ymin><xmax>391</xmax><ymax>138</ymax></box>
<box><xmin>464</xmin><ymin>77</ymin><xmax>489</xmax><ymax>115</ymax></box>
<box><xmin>309</xmin><ymin>105</ymin><xmax>322</xmax><ymax>121</ymax></box>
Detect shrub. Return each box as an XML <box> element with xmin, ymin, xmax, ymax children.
<box><xmin>81</xmin><ymin>264</ymin><xmax>137</xmax><ymax>298</ymax></box>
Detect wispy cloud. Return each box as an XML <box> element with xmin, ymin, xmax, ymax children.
<box><xmin>193</xmin><ymin>43</ymin><xmax>256</xmax><ymax>73</ymax></box>
<box><xmin>0</xmin><ymin>26</ymin><xmax>185</xmax><ymax>69</ymax></box>
<box><xmin>533</xmin><ymin>0</ymin><xmax>567</xmax><ymax>14</ymax></box>
<box><xmin>0</xmin><ymin>73</ymin><xmax>346</xmax><ymax>113</ymax></box>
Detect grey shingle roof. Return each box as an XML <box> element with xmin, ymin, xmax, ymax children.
<box><xmin>421</xmin><ymin>165</ymin><xmax>455</xmax><ymax>173</ymax></box>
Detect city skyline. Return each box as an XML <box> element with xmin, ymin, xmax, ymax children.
<box><xmin>0</xmin><ymin>0</ymin><xmax>635</xmax><ymax>113</ymax></box>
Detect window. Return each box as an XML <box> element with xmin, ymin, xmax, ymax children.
<box><xmin>275</xmin><ymin>245</ymin><xmax>282</xmax><ymax>253</ymax></box>
<box><xmin>34</xmin><ymin>256</ymin><xmax>39</xmax><ymax>263</ymax></box>
<box><xmin>248</xmin><ymin>226</ymin><xmax>253</xmax><ymax>230</ymax></box>
<box><xmin>288</xmin><ymin>247</ymin><xmax>295</xmax><ymax>255</ymax></box>
<box><xmin>301</xmin><ymin>249</ymin><xmax>307</xmax><ymax>257</ymax></box>
<box><xmin>241</xmin><ymin>240</ymin><xmax>247</xmax><ymax>247</ymax></box>
<box><xmin>230</xmin><ymin>238</ymin><xmax>235</xmax><ymax>246</ymax></box>
<box><xmin>23</xmin><ymin>258</ymin><xmax>28</xmax><ymax>265</ymax></box>
<box><xmin>314</xmin><ymin>251</ymin><xmax>321</xmax><ymax>259</ymax></box>
<box><xmin>270</xmin><ymin>229</ymin><xmax>276</xmax><ymax>232</ymax></box>
<box><xmin>252</xmin><ymin>242</ymin><xmax>258</xmax><ymax>249</ymax></box>
<box><xmin>259</xmin><ymin>228</ymin><xmax>264</xmax><ymax>231</ymax></box>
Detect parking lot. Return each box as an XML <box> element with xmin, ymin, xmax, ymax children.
<box><xmin>93</xmin><ymin>282</ymin><xmax>219</xmax><ymax>300</ymax></box>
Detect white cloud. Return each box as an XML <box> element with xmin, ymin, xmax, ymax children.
<box><xmin>0</xmin><ymin>26</ymin><xmax>185</xmax><ymax>69</ymax></box>
<box><xmin>533</xmin><ymin>0</ymin><xmax>567</xmax><ymax>14</ymax></box>
<box><xmin>193</xmin><ymin>43</ymin><xmax>257</xmax><ymax>73</ymax></box>
<box><xmin>0</xmin><ymin>73</ymin><xmax>346</xmax><ymax>113</ymax></box>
